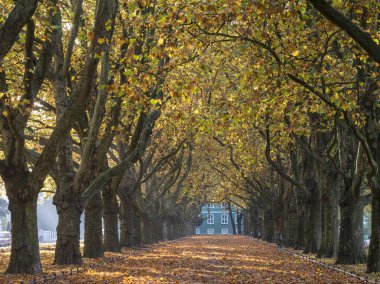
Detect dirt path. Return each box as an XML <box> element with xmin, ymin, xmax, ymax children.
<box><xmin>0</xmin><ymin>236</ymin><xmax>365</xmax><ymax>283</ymax></box>
<box><xmin>87</xmin><ymin>235</ymin><xmax>361</xmax><ymax>283</ymax></box>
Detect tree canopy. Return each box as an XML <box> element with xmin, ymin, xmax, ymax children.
<box><xmin>0</xmin><ymin>0</ymin><xmax>380</xmax><ymax>276</ymax></box>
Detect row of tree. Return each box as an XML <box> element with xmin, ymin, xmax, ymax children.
<box><xmin>1</xmin><ymin>0</ymin><xmax>380</xmax><ymax>276</ymax></box>
<box><xmin>0</xmin><ymin>0</ymin><xmax>207</xmax><ymax>274</ymax></box>
<box><xmin>165</xmin><ymin>0</ymin><xmax>380</xmax><ymax>274</ymax></box>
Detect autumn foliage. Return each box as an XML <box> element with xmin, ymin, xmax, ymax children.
<box><xmin>0</xmin><ymin>0</ymin><xmax>380</xmax><ymax>279</ymax></box>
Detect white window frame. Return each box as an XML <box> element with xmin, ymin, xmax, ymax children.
<box><xmin>235</xmin><ymin>213</ymin><xmax>238</xmax><ymax>224</ymax></box>
<box><xmin>221</xmin><ymin>228</ymin><xmax>228</xmax><ymax>234</ymax></box>
<box><xmin>221</xmin><ymin>203</ymin><xmax>227</xmax><ymax>208</ymax></box>
<box><xmin>221</xmin><ymin>214</ymin><xmax>228</xmax><ymax>224</ymax></box>
<box><xmin>195</xmin><ymin>228</ymin><xmax>200</xmax><ymax>234</ymax></box>
<box><xmin>209</xmin><ymin>203</ymin><xmax>215</xmax><ymax>208</ymax></box>
<box><xmin>207</xmin><ymin>214</ymin><xmax>214</xmax><ymax>224</ymax></box>
<box><xmin>207</xmin><ymin>228</ymin><xmax>214</xmax><ymax>234</ymax></box>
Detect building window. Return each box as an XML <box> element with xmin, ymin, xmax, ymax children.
<box><xmin>195</xmin><ymin>228</ymin><xmax>200</xmax><ymax>234</ymax></box>
<box><xmin>221</xmin><ymin>228</ymin><xmax>228</xmax><ymax>234</ymax></box>
<box><xmin>207</xmin><ymin>229</ymin><xmax>214</xmax><ymax>234</ymax></box>
<box><xmin>209</xmin><ymin>203</ymin><xmax>215</xmax><ymax>208</ymax></box>
<box><xmin>221</xmin><ymin>214</ymin><xmax>228</xmax><ymax>224</ymax></box>
<box><xmin>235</xmin><ymin>213</ymin><xmax>238</xmax><ymax>224</ymax></box>
<box><xmin>207</xmin><ymin>214</ymin><xmax>214</xmax><ymax>224</ymax></box>
<box><xmin>221</xmin><ymin>203</ymin><xmax>227</xmax><ymax>208</ymax></box>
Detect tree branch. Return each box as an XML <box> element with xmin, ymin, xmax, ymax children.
<box><xmin>0</xmin><ymin>0</ymin><xmax>39</xmax><ymax>62</ymax></box>
<box><xmin>82</xmin><ymin>109</ymin><xmax>161</xmax><ymax>205</ymax></box>
<box><xmin>308</xmin><ymin>0</ymin><xmax>380</xmax><ymax>64</ymax></box>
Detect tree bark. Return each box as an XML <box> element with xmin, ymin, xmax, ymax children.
<box><xmin>53</xmin><ymin>188</ymin><xmax>82</xmax><ymax>265</ymax></box>
<box><xmin>102</xmin><ymin>180</ymin><xmax>120</xmax><ymax>252</ymax></box>
<box><xmin>262</xmin><ymin>210</ymin><xmax>274</xmax><ymax>242</ymax></box>
<box><xmin>318</xmin><ymin>166</ymin><xmax>340</xmax><ymax>258</ymax></box>
<box><xmin>237</xmin><ymin>212</ymin><xmax>243</xmax><ymax>235</ymax></box>
<box><xmin>118</xmin><ymin>197</ymin><xmax>129</xmax><ymax>246</ymax></box>
<box><xmin>308</xmin><ymin>0</ymin><xmax>380</xmax><ymax>64</ymax></box>
<box><xmin>83</xmin><ymin>191</ymin><xmax>104</xmax><ymax>258</ymax></box>
<box><xmin>250</xmin><ymin>207</ymin><xmax>259</xmax><ymax>238</ymax></box>
<box><xmin>6</xmin><ymin>192</ymin><xmax>41</xmax><ymax>273</ymax></box>
<box><xmin>141</xmin><ymin>213</ymin><xmax>153</xmax><ymax>244</ymax></box>
<box><xmin>368</xmin><ymin>183</ymin><xmax>380</xmax><ymax>272</ymax></box>
<box><xmin>227</xmin><ymin>203</ymin><xmax>237</xmax><ymax>235</ymax></box>
<box><xmin>336</xmin><ymin>185</ymin><xmax>366</xmax><ymax>264</ymax></box>
<box><xmin>119</xmin><ymin>193</ymin><xmax>142</xmax><ymax>247</ymax></box>
<box><xmin>336</xmin><ymin>121</ymin><xmax>367</xmax><ymax>264</ymax></box>
<box><xmin>0</xmin><ymin>0</ymin><xmax>39</xmax><ymax>62</ymax></box>
<box><xmin>301</xmin><ymin>147</ymin><xmax>320</xmax><ymax>254</ymax></box>
<box><xmin>295</xmin><ymin>200</ymin><xmax>306</xmax><ymax>249</ymax></box>
<box><xmin>153</xmin><ymin>216</ymin><xmax>163</xmax><ymax>242</ymax></box>
<box><xmin>360</xmin><ymin>79</ymin><xmax>380</xmax><ymax>272</ymax></box>
<box><xmin>168</xmin><ymin>219</ymin><xmax>176</xmax><ymax>240</ymax></box>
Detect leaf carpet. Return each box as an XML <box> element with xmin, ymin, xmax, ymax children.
<box><xmin>117</xmin><ymin>236</ymin><xmax>362</xmax><ymax>284</ymax></box>
<box><xmin>0</xmin><ymin>236</ymin><xmax>365</xmax><ymax>283</ymax></box>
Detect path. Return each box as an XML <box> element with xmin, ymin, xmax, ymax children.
<box><xmin>0</xmin><ymin>236</ymin><xmax>365</xmax><ymax>283</ymax></box>
<box><xmin>82</xmin><ymin>235</ymin><xmax>361</xmax><ymax>283</ymax></box>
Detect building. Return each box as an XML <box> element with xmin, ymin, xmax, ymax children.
<box><xmin>38</xmin><ymin>230</ymin><xmax>57</xmax><ymax>243</ymax></box>
<box><xmin>195</xmin><ymin>203</ymin><xmax>244</xmax><ymax>235</ymax></box>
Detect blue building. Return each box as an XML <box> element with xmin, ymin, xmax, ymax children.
<box><xmin>196</xmin><ymin>203</ymin><xmax>244</xmax><ymax>235</ymax></box>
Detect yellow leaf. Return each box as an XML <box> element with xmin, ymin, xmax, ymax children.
<box><xmin>292</xmin><ymin>50</ymin><xmax>299</xmax><ymax>57</ymax></box>
<box><xmin>157</xmin><ymin>37</ymin><xmax>165</xmax><ymax>46</ymax></box>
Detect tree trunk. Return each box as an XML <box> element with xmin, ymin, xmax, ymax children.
<box><xmin>289</xmin><ymin>148</ymin><xmax>305</xmax><ymax>249</ymax></box>
<box><xmin>162</xmin><ymin>219</ymin><xmax>169</xmax><ymax>240</ymax></box>
<box><xmin>273</xmin><ymin>200</ymin><xmax>285</xmax><ymax>246</ymax></box>
<box><xmin>119</xmin><ymin>193</ymin><xmax>141</xmax><ymax>247</ymax></box>
<box><xmin>258</xmin><ymin>216</ymin><xmax>263</xmax><ymax>239</ymax></box>
<box><xmin>131</xmin><ymin>203</ymin><xmax>142</xmax><ymax>246</ymax></box>
<box><xmin>284</xmin><ymin>193</ymin><xmax>298</xmax><ymax>247</ymax></box>
<box><xmin>119</xmin><ymin>196</ymin><xmax>129</xmax><ymax>246</ymax></box>
<box><xmin>251</xmin><ymin>207</ymin><xmax>259</xmax><ymax>238</ymax></box>
<box><xmin>227</xmin><ymin>203</ymin><xmax>236</xmax><ymax>235</ymax></box>
<box><xmin>262</xmin><ymin>210</ymin><xmax>274</xmax><ymax>242</ymax></box>
<box><xmin>313</xmin><ymin>128</ymin><xmax>340</xmax><ymax>258</ymax></box>
<box><xmin>53</xmin><ymin>189</ymin><xmax>82</xmax><ymax>265</ymax></box>
<box><xmin>361</xmin><ymin>82</ymin><xmax>380</xmax><ymax>272</ymax></box>
<box><xmin>153</xmin><ymin>217</ymin><xmax>163</xmax><ymax>242</ymax></box>
<box><xmin>301</xmin><ymin>151</ymin><xmax>320</xmax><ymax>254</ymax></box>
<box><xmin>336</xmin><ymin>187</ymin><xmax>366</xmax><ymax>264</ymax></box>
<box><xmin>52</xmin><ymin>9</ymin><xmax>80</xmax><ymax>262</ymax></box>
<box><xmin>172</xmin><ymin>220</ymin><xmax>179</xmax><ymax>239</ymax></box>
<box><xmin>141</xmin><ymin>213</ymin><xmax>153</xmax><ymax>244</ymax></box>
<box><xmin>237</xmin><ymin>212</ymin><xmax>243</xmax><ymax>235</ymax></box>
<box><xmin>102</xmin><ymin>181</ymin><xmax>120</xmax><ymax>252</ymax></box>
<box><xmin>83</xmin><ymin>191</ymin><xmax>104</xmax><ymax>258</ymax></box>
<box><xmin>168</xmin><ymin>219</ymin><xmax>175</xmax><ymax>240</ymax></box>
<box><xmin>6</xmin><ymin>194</ymin><xmax>42</xmax><ymax>273</ymax></box>
<box><xmin>318</xmin><ymin>168</ymin><xmax>339</xmax><ymax>258</ymax></box>
<box><xmin>367</xmin><ymin>179</ymin><xmax>380</xmax><ymax>272</ymax></box>
<box><xmin>295</xmin><ymin>201</ymin><xmax>306</xmax><ymax>249</ymax></box>
<box><xmin>178</xmin><ymin>222</ymin><xmax>186</xmax><ymax>238</ymax></box>
<box><xmin>336</xmin><ymin>121</ymin><xmax>366</xmax><ymax>264</ymax></box>
<box><xmin>304</xmin><ymin>184</ymin><xmax>320</xmax><ymax>253</ymax></box>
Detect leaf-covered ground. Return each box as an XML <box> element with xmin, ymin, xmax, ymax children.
<box><xmin>0</xmin><ymin>236</ymin><xmax>367</xmax><ymax>283</ymax></box>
